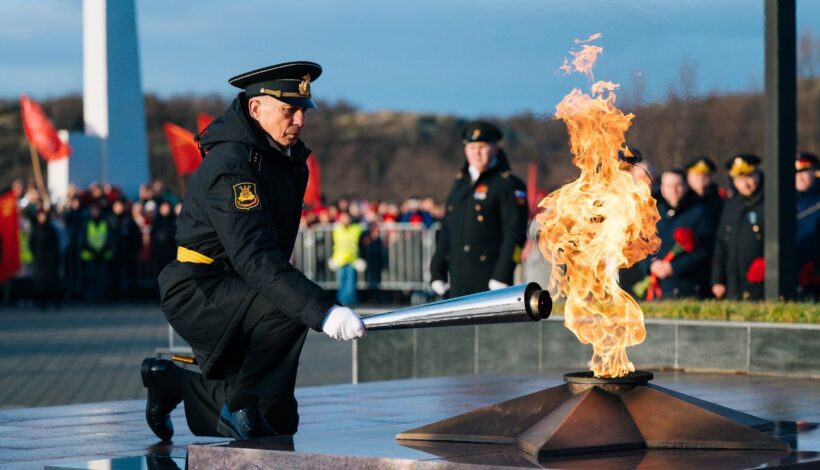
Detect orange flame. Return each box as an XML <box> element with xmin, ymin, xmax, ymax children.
<box><xmin>537</xmin><ymin>36</ymin><xmax>660</xmax><ymax>378</ymax></box>
<box><xmin>558</xmin><ymin>34</ymin><xmax>604</xmax><ymax>81</ymax></box>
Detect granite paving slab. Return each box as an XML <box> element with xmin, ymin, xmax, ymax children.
<box><xmin>1</xmin><ymin>370</ymin><xmax>818</xmax><ymax>469</ymax></box>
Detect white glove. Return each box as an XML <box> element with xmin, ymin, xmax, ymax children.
<box><xmin>327</xmin><ymin>258</ymin><xmax>339</xmax><ymax>272</ymax></box>
<box><xmin>353</xmin><ymin>258</ymin><xmax>367</xmax><ymax>273</ymax></box>
<box><xmin>488</xmin><ymin>279</ymin><xmax>508</xmax><ymax>291</ymax></box>
<box><xmin>431</xmin><ymin>280</ymin><xmax>449</xmax><ymax>296</ymax></box>
<box><xmin>321</xmin><ymin>306</ymin><xmax>366</xmax><ymax>341</ymax></box>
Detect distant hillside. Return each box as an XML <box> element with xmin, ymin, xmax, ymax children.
<box><xmin>0</xmin><ymin>78</ymin><xmax>817</xmax><ymax>200</ymax></box>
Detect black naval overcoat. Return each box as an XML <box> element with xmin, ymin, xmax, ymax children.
<box><xmin>158</xmin><ymin>94</ymin><xmax>336</xmax><ymax>379</ymax></box>
<box><xmin>430</xmin><ymin>151</ymin><xmax>528</xmax><ymax>297</ymax></box>
<box><xmin>711</xmin><ymin>188</ymin><xmax>765</xmax><ymax>300</ymax></box>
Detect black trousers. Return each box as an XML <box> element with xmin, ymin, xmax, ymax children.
<box><xmin>168</xmin><ymin>294</ymin><xmax>309</xmax><ymax>436</ymax></box>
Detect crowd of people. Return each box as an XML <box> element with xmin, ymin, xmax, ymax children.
<box><xmin>3</xmin><ymin>179</ymin><xmax>449</xmax><ymax>308</ymax></box>
<box><xmin>6</xmin><ymin>179</ymin><xmax>182</xmax><ymax>308</ymax></box>
<box><xmin>618</xmin><ymin>150</ymin><xmax>819</xmax><ymax>302</ymax></box>
<box><xmin>2</xmin><ymin>150</ymin><xmax>817</xmax><ymax>308</ymax></box>
<box><xmin>300</xmin><ymin>196</ymin><xmax>443</xmax><ymax>229</ymax></box>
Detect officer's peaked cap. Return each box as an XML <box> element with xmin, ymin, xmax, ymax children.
<box><xmin>796</xmin><ymin>152</ymin><xmax>818</xmax><ymax>172</ymax></box>
<box><xmin>726</xmin><ymin>153</ymin><xmax>762</xmax><ymax>177</ymax></box>
<box><xmin>685</xmin><ymin>156</ymin><xmax>717</xmax><ymax>175</ymax></box>
<box><xmin>229</xmin><ymin>61</ymin><xmax>322</xmax><ymax>109</ymax></box>
<box><xmin>462</xmin><ymin>121</ymin><xmax>502</xmax><ymax>144</ymax></box>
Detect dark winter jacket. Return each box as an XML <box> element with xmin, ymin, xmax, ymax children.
<box><xmin>29</xmin><ymin>218</ymin><xmax>61</xmax><ymax>294</ymax></box>
<box><xmin>797</xmin><ymin>182</ymin><xmax>820</xmax><ymax>298</ymax></box>
<box><xmin>652</xmin><ymin>193</ymin><xmax>714</xmax><ymax>299</ymax></box>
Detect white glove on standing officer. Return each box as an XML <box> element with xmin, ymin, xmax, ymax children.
<box><xmin>431</xmin><ymin>280</ymin><xmax>449</xmax><ymax>296</ymax></box>
<box><xmin>321</xmin><ymin>306</ymin><xmax>366</xmax><ymax>341</ymax></box>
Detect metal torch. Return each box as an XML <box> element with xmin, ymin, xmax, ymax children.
<box><xmin>362</xmin><ymin>282</ymin><xmax>552</xmax><ymax>331</ymax></box>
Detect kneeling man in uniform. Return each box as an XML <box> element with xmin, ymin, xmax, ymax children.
<box><xmin>141</xmin><ymin>61</ymin><xmax>365</xmax><ymax>441</ymax></box>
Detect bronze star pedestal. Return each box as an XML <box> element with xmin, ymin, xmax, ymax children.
<box><xmin>396</xmin><ymin>371</ymin><xmax>790</xmax><ymax>456</ymax></box>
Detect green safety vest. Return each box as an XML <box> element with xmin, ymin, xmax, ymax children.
<box><xmin>19</xmin><ymin>230</ymin><xmax>32</xmax><ymax>265</ymax></box>
<box><xmin>81</xmin><ymin>220</ymin><xmax>112</xmax><ymax>261</ymax></box>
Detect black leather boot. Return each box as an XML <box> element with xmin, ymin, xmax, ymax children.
<box><xmin>216</xmin><ymin>403</ymin><xmax>277</xmax><ymax>440</ymax></box>
<box><xmin>141</xmin><ymin>357</ymin><xmax>183</xmax><ymax>441</ymax></box>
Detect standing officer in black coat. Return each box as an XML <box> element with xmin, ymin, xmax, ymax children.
<box><xmin>430</xmin><ymin>121</ymin><xmax>528</xmax><ymax>297</ymax></box>
<box><xmin>141</xmin><ymin>62</ymin><xmax>365</xmax><ymax>442</ymax></box>
<box><xmin>711</xmin><ymin>154</ymin><xmax>765</xmax><ymax>300</ymax></box>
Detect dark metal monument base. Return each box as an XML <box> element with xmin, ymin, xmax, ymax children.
<box><xmin>396</xmin><ymin>371</ymin><xmax>790</xmax><ymax>456</ymax></box>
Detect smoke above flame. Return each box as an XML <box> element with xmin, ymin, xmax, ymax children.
<box><xmin>537</xmin><ymin>35</ymin><xmax>660</xmax><ymax>378</ymax></box>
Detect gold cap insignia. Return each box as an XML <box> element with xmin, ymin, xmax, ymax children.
<box><xmin>796</xmin><ymin>159</ymin><xmax>813</xmax><ymax>172</ymax></box>
<box><xmin>233</xmin><ymin>182</ymin><xmax>260</xmax><ymax>210</ymax></box>
<box><xmin>729</xmin><ymin>157</ymin><xmax>756</xmax><ymax>177</ymax></box>
<box><xmin>299</xmin><ymin>74</ymin><xmax>311</xmax><ymax>96</ymax></box>
<box><xmin>472</xmin><ymin>128</ymin><xmax>481</xmax><ymax>140</ymax></box>
<box><xmin>688</xmin><ymin>160</ymin><xmax>712</xmax><ymax>175</ymax></box>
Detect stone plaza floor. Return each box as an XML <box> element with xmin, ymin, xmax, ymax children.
<box><xmin>1</xmin><ymin>304</ymin><xmax>819</xmax><ymax>468</ymax></box>
<box><xmin>0</xmin><ymin>370</ymin><xmax>818</xmax><ymax>469</ymax></box>
<box><xmin>0</xmin><ymin>304</ymin><xmax>352</xmax><ymax>410</ymax></box>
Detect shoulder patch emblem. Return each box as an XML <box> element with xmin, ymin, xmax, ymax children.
<box><xmin>233</xmin><ymin>182</ymin><xmax>260</xmax><ymax>210</ymax></box>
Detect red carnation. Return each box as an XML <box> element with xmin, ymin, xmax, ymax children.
<box><xmin>718</xmin><ymin>187</ymin><xmax>730</xmax><ymax>200</ymax></box>
<box><xmin>639</xmin><ymin>227</ymin><xmax>698</xmax><ymax>301</ymax></box>
<box><xmin>746</xmin><ymin>257</ymin><xmax>765</xmax><ymax>284</ymax></box>
<box><xmin>673</xmin><ymin>227</ymin><xmax>696</xmax><ymax>253</ymax></box>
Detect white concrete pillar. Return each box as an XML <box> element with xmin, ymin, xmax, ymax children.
<box><xmin>83</xmin><ymin>0</ymin><xmax>149</xmax><ymax>198</ymax></box>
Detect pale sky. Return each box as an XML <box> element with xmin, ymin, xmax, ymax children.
<box><xmin>0</xmin><ymin>0</ymin><xmax>818</xmax><ymax>116</ymax></box>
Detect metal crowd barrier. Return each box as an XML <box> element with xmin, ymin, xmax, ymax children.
<box><xmin>292</xmin><ymin>223</ymin><xmax>439</xmax><ymax>292</ymax></box>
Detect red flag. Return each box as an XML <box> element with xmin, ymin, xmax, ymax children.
<box><xmin>162</xmin><ymin>123</ymin><xmax>202</xmax><ymax>176</ymax></box>
<box><xmin>304</xmin><ymin>153</ymin><xmax>322</xmax><ymax>206</ymax></box>
<box><xmin>197</xmin><ymin>113</ymin><xmax>215</xmax><ymax>134</ymax></box>
<box><xmin>20</xmin><ymin>95</ymin><xmax>72</xmax><ymax>161</ymax></box>
<box><xmin>0</xmin><ymin>191</ymin><xmax>21</xmax><ymax>284</ymax></box>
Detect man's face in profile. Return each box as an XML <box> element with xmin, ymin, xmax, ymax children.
<box><xmin>249</xmin><ymin>95</ymin><xmax>307</xmax><ymax>148</ymax></box>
